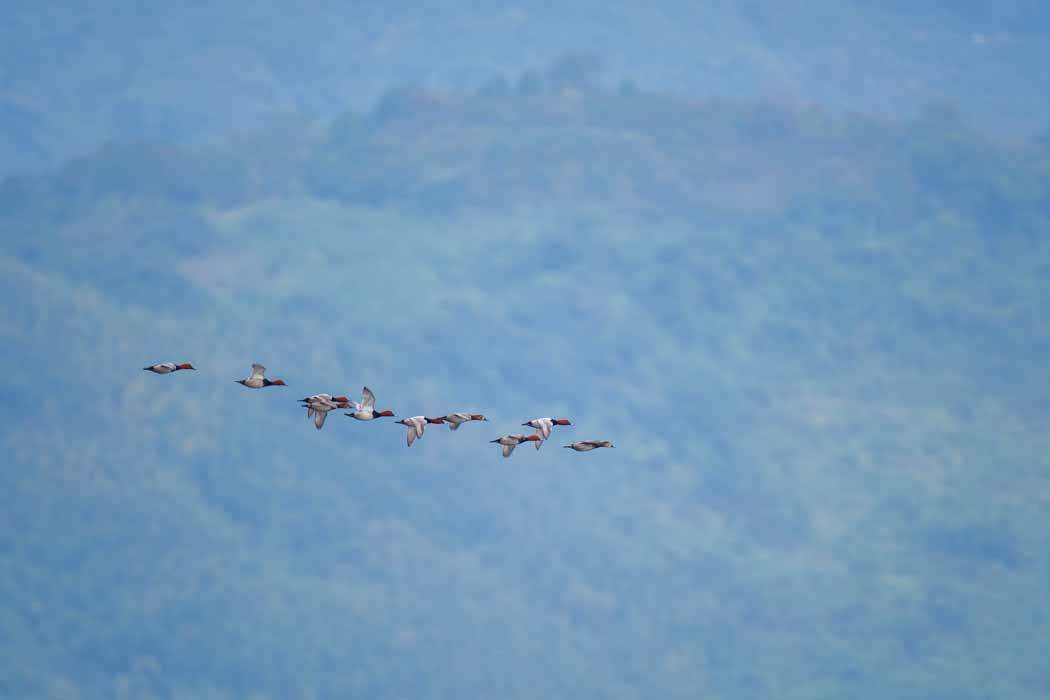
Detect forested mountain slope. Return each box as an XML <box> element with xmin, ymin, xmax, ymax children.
<box><xmin>1</xmin><ymin>85</ymin><xmax>1049</xmax><ymax>699</ymax></box>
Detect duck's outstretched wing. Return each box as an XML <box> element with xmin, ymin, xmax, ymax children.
<box><xmin>361</xmin><ymin>386</ymin><xmax>376</xmax><ymax>410</ymax></box>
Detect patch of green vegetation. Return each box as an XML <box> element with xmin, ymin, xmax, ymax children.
<box><xmin>1</xmin><ymin>85</ymin><xmax>1048</xmax><ymax>699</ymax></box>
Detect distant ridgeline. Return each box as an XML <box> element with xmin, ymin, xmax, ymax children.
<box><xmin>4</xmin><ymin>1</ymin><xmax>1050</xmax><ymax>177</ymax></box>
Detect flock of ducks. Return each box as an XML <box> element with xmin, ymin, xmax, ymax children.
<box><xmin>144</xmin><ymin>362</ymin><xmax>616</xmax><ymax>456</ymax></box>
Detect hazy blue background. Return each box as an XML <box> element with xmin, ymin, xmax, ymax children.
<box><xmin>2</xmin><ymin>2</ymin><xmax>1050</xmax><ymax>699</ymax></box>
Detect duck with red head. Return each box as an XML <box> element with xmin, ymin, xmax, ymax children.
<box><xmin>490</xmin><ymin>433</ymin><xmax>541</xmax><ymax>458</ymax></box>
<box><xmin>236</xmin><ymin>363</ymin><xmax>286</xmax><ymax>389</ymax></box>
<box><xmin>521</xmin><ymin>417</ymin><xmax>572</xmax><ymax>446</ymax></box>
<box><xmin>439</xmin><ymin>412</ymin><xmax>489</xmax><ymax>431</ymax></box>
<box><xmin>344</xmin><ymin>386</ymin><xmax>396</xmax><ymax>421</ymax></box>
<box><xmin>396</xmin><ymin>416</ymin><xmax>445</xmax><ymax>447</ymax></box>
<box><xmin>143</xmin><ymin>362</ymin><xmax>195</xmax><ymax>374</ymax></box>
<box><xmin>300</xmin><ymin>394</ymin><xmax>351</xmax><ymax>430</ymax></box>
<box><xmin>302</xmin><ymin>394</ymin><xmax>351</xmax><ymax>407</ymax></box>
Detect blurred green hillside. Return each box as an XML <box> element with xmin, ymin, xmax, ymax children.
<box><xmin>1</xmin><ymin>79</ymin><xmax>1050</xmax><ymax>699</ymax></box>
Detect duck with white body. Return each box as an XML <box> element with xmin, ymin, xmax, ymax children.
<box><xmin>236</xmin><ymin>363</ymin><xmax>286</xmax><ymax>389</ymax></box>
<box><xmin>301</xmin><ymin>393</ymin><xmax>351</xmax><ymax>430</ymax></box>
<box><xmin>144</xmin><ymin>362</ymin><xmax>195</xmax><ymax>374</ymax></box>
<box><xmin>344</xmin><ymin>387</ymin><xmax>395</xmax><ymax>421</ymax></box>
<box><xmin>396</xmin><ymin>416</ymin><xmax>445</xmax><ymax>446</ymax></box>
<box><xmin>490</xmin><ymin>433</ymin><xmax>542</xmax><ymax>458</ymax></box>
<box><xmin>522</xmin><ymin>417</ymin><xmax>572</xmax><ymax>448</ymax></box>
<box><xmin>439</xmin><ymin>413</ymin><xmax>488</xmax><ymax>430</ymax></box>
